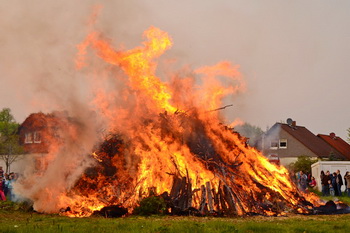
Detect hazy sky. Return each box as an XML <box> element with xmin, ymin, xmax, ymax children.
<box><xmin>1</xmin><ymin>0</ymin><xmax>349</xmax><ymax>139</ymax></box>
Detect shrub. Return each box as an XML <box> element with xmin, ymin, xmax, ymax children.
<box><xmin>289</xmin><ymin>155</ymin><xmax>317</xmax><ymax>174</ymax></box>
<box><xmin>133</xmin><ymin>196</ymin><xmax>166</xmax><ymax>216</ymax></box>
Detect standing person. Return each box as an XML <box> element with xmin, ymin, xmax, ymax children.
<box><xmin>3</xmin><ymin>174</ymin><xmax>9</xmax><ymax>197</ymax></box>
<box><xmin>0</xmin><ymin>177</ymin><xmax>6</xmax><ymax>201</ymax></box>
<box><xmin>321</xmin><ymin>171</ymin><xmax>331</xmax><ymax>196</ymax></box>
<box><xmin>320</xmin><ymin>170</ymin><xmax>325</xmax><ymax>180</ymax></box>
<box><xmin>299</xmin><ymin>171</ymin><xmax>308</xmax><ymax>192</ymax></box>
<box><xmin>296</xmin><ymin>171</ymin><xmax>301</xmax><ymax>189</ymax></box>
<box><xmin>320</xmin><ymin>170</ymin><xmax>325</xmax><ymax>193</ymax></box>
<box><xmin>307</xmin><ymin>172</ymin><xmax>311</xmax><ymax>183</ymax></box>
<box><xmin>344</xmin><ymin>172</ymin><xmax>349</xmax><ymax>195</ymax></box>
<box><xmin>331</xmin><ymin>172</ymin><xmax>339</xmax><ymax>196</ymax></box>
<box><xmin>336</xmin><ymin>170</ymin><xmax>343</xmax><ymax>196</ymax></box>
<box><xmin>290</xmin><ymin>171</ymin><xmax>297</xmax><ymax>184</ymax></box>
<box><xmin>345</xmin><ymin>173</ymin><xmax>350</xmax><ymax>197</ymax></box>
<box><xmin>7</xmin><ymin>173</ymin><xmax>14</xmax><ymax>201</ymax></box>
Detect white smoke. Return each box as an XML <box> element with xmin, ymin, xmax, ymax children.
<box><xmin>3</xmin><ymin>1</ymin><xmax>142</xmax><ymax>212</ymax></box>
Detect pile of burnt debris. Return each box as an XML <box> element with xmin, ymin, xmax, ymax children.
<box><xmin>313</xmin><ymin>200</ymin><xmax>350</xmax><ymax>215</ymax></box>
<box><xmin>92</xmin><ymin>205</ymin><xmax>128</xmax><ymax>218</ymax></box>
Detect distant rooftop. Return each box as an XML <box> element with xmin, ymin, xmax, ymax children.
<box><xmin>274</xmin><ymin>122</ymin><xmax>344</xmax><ymax>158</ymax></box>
<box><xmin>318</xmin><ymin>133</ymin><xmax>350</xmax><ymax>160</ymax></box>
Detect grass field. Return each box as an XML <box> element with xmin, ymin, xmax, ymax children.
<box><xmin>0</xmin><ymin>197</ymin><xmax>350</xmax><ymax>233</ymax></box>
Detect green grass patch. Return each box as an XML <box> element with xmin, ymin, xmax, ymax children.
<box><xmin>0</xmin><ymin>201</ymin><xmax>350</xmax><ymax>232</ymax></box>
<box><xmin>310</xmin><ymin>189</ymin><xmax>350</xmax><ymax>204</ymax></box>
<box><xmin>1</xmin><ymin>211</ymin><xmax>350</xmax><ymax>233</ymax></box>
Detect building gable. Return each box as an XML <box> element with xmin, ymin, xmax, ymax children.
<box><xmin>262</xmin><ymin>122</ymin><xmax>345</xmax><ymax>160</ymax></box>
<box><xmin>263</xmin><ymin>123</ymin><xmax>318</xmax><ymax>159</ymax></box>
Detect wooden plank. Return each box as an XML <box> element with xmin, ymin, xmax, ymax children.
<box><xmin>218</xmin><ymin>185</ymin><xmax>228</xmax><ymax>213</ymax></box>
<box><xmin>199</xmin><ymin>185</ymin><xmax>207</xmax><ymax>214</ymax></box>
<box><xmin>212</xmin><ymin>186</ymin><xmax>220</xmax><ymax>212</ymax></box>
<box><xmin>206</xmin><ymin>182</ymin><xmax>214</xmax><ymax>213</ymax></box>
<box><xmin>223</xmin><ymin>185</ymin><xmax>237</xmax><ymax>215</ymax></box>
<box><xmin>178</xmin><ymin>177</ymin><xmax>188</xmax><ymax>210</ymax></box>
<box><xmin>187</xmin><ymin>178</ymin><xmax>193</xmax><ymax>208</ymax></box>
<box><xmin>170</xmin><ymin>177</ymin><xmax>182</xmax><ymax>198</ymax></box>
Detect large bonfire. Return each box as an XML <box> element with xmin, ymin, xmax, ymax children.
<box><xmin>16</xmin><ymin>26</ymin><xmax>320</xmax><ymax>217</ymax></box>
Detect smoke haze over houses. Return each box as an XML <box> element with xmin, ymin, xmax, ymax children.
<box><xmin>0</xmin><ymin>0</ymin><xmax>350</xmax><ymax>139</ymax></box>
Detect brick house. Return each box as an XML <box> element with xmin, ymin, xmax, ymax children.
<box><xmin>19</xmin><ymin>112</ymin><xmax>50</xmax><ymax>154</ymax></box>
<box><xmin>18</xmin><ymin>112</ymin><xmax>69</xmax><ymax>171</ymax></box>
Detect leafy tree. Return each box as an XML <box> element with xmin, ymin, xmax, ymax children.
<box><xmin>289</xmin><ymin>155</ymin><xmax>318</xmax><ymax>174</ymax></box>
<box><xmin>328</xmin><ymin>151</ymin><xmax>344</xmax><ymax>161</ymax></box>
<box><xmin>0</xmin><ymin>108</ymin><xmax>24</xmax><ymax>173</ymax></box>
<box><xmin>234</xmin><ymin>123</ymin><xmax>264</xmax><ymax>148</ymax></box>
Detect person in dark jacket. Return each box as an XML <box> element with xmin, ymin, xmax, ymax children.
<box><xmin>331</xmin><ymin>172</ymin><xmax>339</xmax><ymax>196</ymax></box>
<box><xmin>344</xmin><ymin>171</ymin><xmax>349</xmax><ymax>195</ymax></box>
<box><xmin>345</xmin><ymin>172</ymin><xmax>350</xmax><ymax>197</ymax></box>
<box><xmin>321</xmin><ymin>171</ymin><xmax>331</xmax><ymax>196</ymax></box>
<box><xmin>336</xmin><ymin>170</ymin><xmax>343</xmax><ymax>196</ymax></box>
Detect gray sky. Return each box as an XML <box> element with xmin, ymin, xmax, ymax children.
<box><xmin>1</xmin><ymin>0</ymin><xmax>349</xmax><ymax>139</ymax></box>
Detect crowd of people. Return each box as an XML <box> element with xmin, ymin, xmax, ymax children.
<box><xmin>293</xmin><ymin>169</ymin><xmax>350</xmax><ymax>197</ymax></box>
<box><xmin>320</xmin><ymin>169</ymin><xmax>350</xmax><ymax>197</ymax></box>
<box><xmin>294</xmin><ymin>170</ymin><xmax>316</xmax><ymax>192</ymax></box>
<box><xmin>0</xmin><ymin>166</ymin><xmax>18</xmax><ymax>201</ymax></box>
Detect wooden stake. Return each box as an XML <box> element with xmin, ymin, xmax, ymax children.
<box><xmin>200</xmin><ymin>185</ymin><xmax>207</xmax><ymax>214</ymax></box>
<box><xmin>206</xmin><ymin>182</ymin><xmax>214</xmax><ymax>213</ymax></box>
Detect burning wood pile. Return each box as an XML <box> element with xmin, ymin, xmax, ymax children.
<box><xmin>15</xmin><ymin>25</ymin><xmax>323</xmax><ymax>217</ymax></box>
<box><xmin>66</xmin><ymin>111</ymin><xmax>316</xmax><ymax>217</ymax></box>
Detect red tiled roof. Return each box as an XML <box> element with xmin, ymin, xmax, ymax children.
<box><xmin>19</xmin><ymin>111</ymin><xmax>71</xmax><ymax>154</ymax></box>
<box><xmin>279</xmin><ymin>123</ymin><xmax>344</xmax><ymax>158</ymax></box>
<box><xmin>318</xmin><ymin>134</ymin><xmax>350</xmax><ymax>160</ymax></box>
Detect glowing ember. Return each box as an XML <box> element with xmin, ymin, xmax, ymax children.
<box><xmin>15</xmin><ymin>24</ymin><xmax>322</xmax><ymax>217</ymax></box>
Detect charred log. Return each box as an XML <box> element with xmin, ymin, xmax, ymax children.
<box><xmin>92</xmin><ymin>205</ymin><xmax>128</xmax><ymax>218</ymax></box>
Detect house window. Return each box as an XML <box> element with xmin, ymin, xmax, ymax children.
<box><xmin>34</xmin><ymin>131</ymin><xmax>41</xmax><ymax>143</ymax></box>
<box><xmin>270</xmin><ymin>141</ymin><xmax>278</xmax><ymax>150</ymax></box>
<box><xmin>279</xmin><ymin>139</ymin><xmax>287</xmax><ymax>149</ymax></box>
<box><xmin>24</xmin><ymin>133</ymin><xmax>33</xmax><ymax>144</ymax></box>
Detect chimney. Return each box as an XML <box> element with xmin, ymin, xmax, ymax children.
<box><xmin>291</xmin><ymin>121</ymin><xmax>296</xmax><ymax>127</ymax></box>
<box><xmin>330</xmin><ymin>132</ymin><xmax>336</xmax><ymax>139</ymax></box>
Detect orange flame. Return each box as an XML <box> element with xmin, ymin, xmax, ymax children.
<box><xmin>17</xmin><ymin>24</ymin><xmax>321</xmax><ymax>217</ymax></box>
